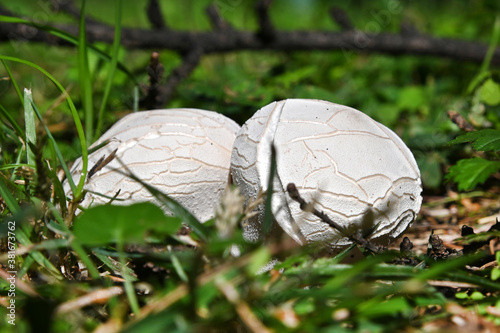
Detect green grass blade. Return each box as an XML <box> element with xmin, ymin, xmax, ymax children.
<box><xmin>0</xmin><ymin>104</ymin><xmax>25</xmax><ymax>139</ymax></box>
<box><xmin>0</xmin><ymin>15</ymin><xmax>138</xmax><ymax>84</ymax></box>
<box><xmin>133</xmin><ymin>86</ymin><xmax>139</xmax><ymax>112</ymax></box>
<box><xmin>95</xmin><ymin>0</ymin><xmax>123</xmax><ymax>140</ymax></box>
<box><xmin>45</xmin><ymin>156</ymin><xmax>69</xmax><ymax>215</ymax></box>
<box><xmin>93</xmin><ymin>252</ymin><xmax>136</xmax><ymax>279</ymax></box>
<box><xmin>479</xmin><ymin>15</ymin><xmax>500</xmax><ymax>74</ymax></box>
<box><xmin>0</xmin><ymin>55</ymin><xmax>88</xmax><ymax>197</ymax></box>
<box><xmin>45</xmin><ymin>201</ymin><xmax>101</xmax><ymax>280</ymax></box>
<box><xmin>322</xmin><ymin>255</ymin><xmax>392</xmax><ymax>291</ymax></box>
<box><xmin>78</xmin><ymin>0</ymin><xmax>94</xmax><ymax>143</ymax></box>
<box><xmin>446</xmin><ymin>270</ymin><xmax>500</xmax><ymax>291</ymax></box>
<box><xmin>1</xmin><ymin>59</ymin><xmax>23</xmax><ymax>106</ymax></box>
<box><xmin>0</xmin><ymin>175</ymin><xmax>21</xmax><ymax>213</ymax></box>
<box><xmin>466</xmin><ymin>15</ymin><xmax>500</xmax><ymax>93</ymax></box>
<box><xmin>123</xmin><ymin>168</ymin><xmax>210</xmax><ymax>242</ymax></box>
<box><xmin>116</xmin><ymin>239</ymin><xmax>140</xmax><ymax>315</ymax></box>
<box><xmin>2</xmin><ymin>210</ymin><xmax>63</xmax><ymax>279</ymax></box>
<box><xmin>29</xmin><ymin>100</ymin><xmax>79</xmax><ymax>196</ymax></box>
<box><xmin>415</xmin><ymin>254</ymin><xmax>483</xmax><ymax>281</ymax></box>
<box><xmin>170</xmin><ymin>249</ymin><xmax>189</xmax><ymax>282</ymax></box>
<box><xmin>29</xmin><ymin>239</ymin><xmax>69</xmax><ymax>252</ymax></box>
<box><xmin>16</xmin><ymin>256</ymin><xmax>34</xmax><ymax>279</ymax></box>
<box><xmin>262</xmin><ymin>144</ymin><xmax>277</xmax><ymax>234</ymax></box>
<box><xmin>0</xmin><ymin>163</ymin><xmax>31</xmax><ymax>171</ymax></box>
<box><xmin>23</xmin><ymin>89</ymin><xmax>36</xmax><ymax>166</ymax></box>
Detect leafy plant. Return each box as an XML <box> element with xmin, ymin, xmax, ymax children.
<box><xmin>446</xmin><ymin>16</ymin><xmax>500</xmax><ymax>191</ymax></box>
<box><xmin>446</xmin><ymin>81</ymin><xmax>500</xmax><ymax>191</ymax></box>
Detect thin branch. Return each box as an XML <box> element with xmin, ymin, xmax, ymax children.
<box><xmin>55</xmin><ymin>286</ymin><xmax>123</xmax><ymax>314</ymax></box>
<box><xmin>255</xmin><ymin>0</ymin><xmax>275</xmax><ymax>43</ymax></box>
<box><xmin>52</xmin><ymin>0</ymin><xmax>105</xmax><ymax>27</ymax></box>
<box><xmin>215</xmin><ymin>276</ymin><xmax>273</xmax><ymax>333</ymax></box>
<box><xmin>0</xmin><ymin>267</ymin><xmax>39</xmax><ymax>297</ymax></box>
<box><xmin>1</xmin><ymin>3</ymin><xmax>499</xmax><ymax>106</ymax></box>
<box><xmin>330</xmin><ymin>7</ymin><xmax>354</xmax><ymax>31</ymax></box>
<box><xmin>447</xmin><ymin>110</ymin><xmax>475</xmax><ymax>132</ymax></box>
<box><xmin>1</xmin><ymin>8</ymin><xmax>498</xmax><ymax>66</ymax></box>
<box><xmin>206</xmin><ymin>4</ymin><xmax>232</xmax><ymax>31</ymax></box>
<box><xmin>400</xmin><ymin>21</ymin><xmax>420</xmax><ymax>36</ymax></box>
<box><xmin>146</xmin><ymin>0</ymin><xmax>167</xmax><ymax>30</ymax></box>
<box><xmin>286</xmin><ymin>183</ymin><xmax>382</xmax><ymax>253</ymax></box>
<box><xmin>87</xmin><ymin>148</ymin><xmax>117</xmax><ymax>180</ymax></box>
<box><xmin>154</xmin><ymin>48</ymin><xmax>203</xmax><ymax>108</ymax></box>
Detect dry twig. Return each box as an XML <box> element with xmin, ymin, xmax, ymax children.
<box><xmin>286</xmin><ymin>183</ymin><xmax>383</xmax><ymax>253</ymax></box>
<box><xmin>141</xmin><ymin>52</ymin><xmax>165</xmax><ymax>109</ymax></box>
<box><xmin>55</xmin><ymin>286</ymin><xmax>124</xmax><ymax>314</ymax></box>
<box><xmin>447</xmin><ymin>110</ymin><xmax>475</xmax><ymax>132</ymax></box>
<box><xmin>146</xmin><ymin>0</ymin><xmax>167</xmax><ymax>30</ymax></box>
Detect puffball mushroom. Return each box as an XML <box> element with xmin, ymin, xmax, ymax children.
<box><xmin>65</xmin><ymin>109</ymin><xmax>240</xmax><ymax>222</ymax></box>
<box><xmin>230</xmin><ymin>99</ymin><xmax>422</xmax><ymax>248</ymax></box>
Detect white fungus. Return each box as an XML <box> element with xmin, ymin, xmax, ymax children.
<box><xmin>65</xmin><ymin>109</ymin><xmax>240</xmax><ymax>222</ymax></box>
<box><xmin>230</xmin><ymin>99</ymin><xmax>422</xmax><ymax>248</ymax></box>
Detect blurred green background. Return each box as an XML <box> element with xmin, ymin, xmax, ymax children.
<box><xmin>1</xmin><ymin>0</ymin><xmax>499</xmax><ymax>192</ymax></box>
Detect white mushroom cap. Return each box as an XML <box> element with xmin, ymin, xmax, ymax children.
<box><xmin>231</xmin><ymin>99</ymin><xmax>422</xmax><ymax>247</ymax></box>
<box><xmin>65</xmin><ymin>109</ymin><xmax>240</xmax><ymax>222</ymax></box>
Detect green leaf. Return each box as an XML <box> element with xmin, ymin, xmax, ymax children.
<box><xmin>73</xmin><ymin>202</ymin><xmax>182</xmax><ymax>246</ymax></box>
<box><xmin>449</xmin><ymin>129</ymin><xmax>500</xmax><ymax>152</ymax></box>
<box><xmin>479</xmin><ymin>78</ymin><xmax>500</xmax><ymax>106</ymax></box>
<box><xmin>78</xmin><ymin>0</ymin><xmax>94</xmax><ymax>143</ymax></box>
<box><xmin>492</xmin><ymin>267</ymin><xmax>500</xmax><ymax>281</ymax></box>
<box><xmin>470</xmin><ymin>291</ymin><xmax>485</xmax><ymax>300</ymax></box>
<box><xmin>446</xmin><ymin>157</ymin><xmax>500</xmax><ymax>191</ymax></box>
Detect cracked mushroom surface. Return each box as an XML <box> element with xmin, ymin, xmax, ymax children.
<box><xmin>230</xmin><ymin>99</ymin><xmax>422</xmax><ymax>247</ymax></box>
<box><xmin>65</xmin><ymin>109</ymin><xmax>240</xmax><ymax>222</ymax></box>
